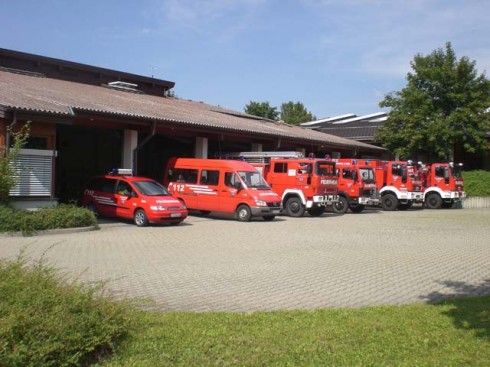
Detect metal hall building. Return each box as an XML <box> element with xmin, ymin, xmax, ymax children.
<box><xmin>0</xmin><ymin>48</ymin><xmax>386</xmax><ymax>207</ymax></box>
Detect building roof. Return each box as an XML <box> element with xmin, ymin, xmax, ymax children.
<box><xmin>301</xmin><ymin>113</ymin><xmax>388</xmax><ymax>142</ymax></box>
<box><xmin>0</xmin><ymin>69</ymin><xmax>385</xmax><ymax>151</ymax></box>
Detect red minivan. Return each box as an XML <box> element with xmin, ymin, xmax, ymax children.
<box><xmin>83</xmin><ymin>169</ymin><xmax>188</xmax><ymax>226</ymax></box>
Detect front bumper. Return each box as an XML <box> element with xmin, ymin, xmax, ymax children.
<box><xmin>312</xmin><ymin>195</ymin><xmax>340</xmax><ymax>207</ymax></box>
<box><xmin>250</xmin><ymin>206</ymin><xmax>282</xmax><ymax>217</ymax></box>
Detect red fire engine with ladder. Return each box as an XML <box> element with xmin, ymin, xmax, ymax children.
<box><xmin>229</xmin><ymin>151</ymin><xmax>339</xmax><ymax>217</ymax></box>
<box><xmin>421</xmin><ymin>162</ymin><xmax>465</xmax><ymax>209</ymax></box>
<box><xmin>331</xmin><ymin>159</ymin><xmax>380</xmax><ymax>214</ymax></box>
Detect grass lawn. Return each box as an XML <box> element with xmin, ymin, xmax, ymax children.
<box><xmin>99</xmin><ymin>295</ymin><xmax>490</xmax><ymax>367</ymax></box>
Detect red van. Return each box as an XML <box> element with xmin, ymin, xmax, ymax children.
<box><xmin>164</xmin><ymin>158</ymin><xmax>282</xmax><ymax>221</ymax></box>
<box><xmin>83</xmin><ymin>169</ymin><xmax>188</xmax><ymax>226</ymax></box>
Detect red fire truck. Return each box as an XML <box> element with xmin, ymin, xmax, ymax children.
<box><xmin>231</xmin><ymin>152</ymin><xmax>339</xmax><ymax>217</ymax></box>
<box><xmin>421</xmin><ymin>162</ymin><xmax>465</xmax><ymax>209</ymax></box>
<box><xmin>332</xmin><ymin>159</ymin><xmax>379</xmax><ymax>214</ymax></box>
<box><xmin>365</xmin><ymin>160</ymin><xmax>424</xmax><ymax>211</ymax></box>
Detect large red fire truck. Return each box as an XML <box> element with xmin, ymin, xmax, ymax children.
<box><xmin>421</xmin><ymin>162</ymin><xmax>465</xmax><ymax>209</ymax></box>
<box><xmin>365</xmin><ymin>160</ymin><xmax>424</xmax><ymax>211</ymax></box>
<box><xmin>332</xmin><ymin>159</ymin><xmax>379</xmax><ymax>214</ymax></box>
<box><xmin>231</xmin><ymin>152</ymin><xmax>339</xmax><ymax>217</ymax></box>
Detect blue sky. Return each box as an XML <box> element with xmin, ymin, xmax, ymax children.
<box><xmin>1</xmin><ymin>0</ymin><xmax>489</xmax><ymax>119</ymax></box>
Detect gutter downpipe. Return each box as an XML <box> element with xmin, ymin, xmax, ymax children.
<box><xmin>132</xmin><ymin>120</ymin><xmax>157</xmax><ymax>175</ymax></box>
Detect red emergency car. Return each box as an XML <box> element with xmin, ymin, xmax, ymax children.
<box><xmin>83</xmin><ymin>169</ymin><xmax>188</xmax><ymax>226</ymax></box>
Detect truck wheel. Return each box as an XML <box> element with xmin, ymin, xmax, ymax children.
<box><xmin>426</xmin><ymin>193</ymin><xmax>442</xmax><ymax>209</ymax></box>
<box><xmin>381</xmin><ymin>194</ymin><xmax>398</xmax><ymax>211</ymax></box>
<box><xmin>332</xmin><ymin>196</ymin><xmax>348</xmax><ymax>214</ymax></box>
<box><xmin>236</xmin><ymin>205</ymin><xmax>252</xmax><ymax>222</ymax></box>
<box><xmin>285</xmin><ymin>197</ymin><xmax>306</xmax><ymax>217</ymax></box>
<box><xmin>307</xmin><ymin>206</ymin><xmax>324</xmax><ymax>217</ymax></box>
<box><xmin>350</xmin><ymin>204</ymin><xmax>365</xmax><ymax>213</ymax></box>
<box><xmin>134</xmin><ymin>209</ymin><xmax>149</xmax><ymax>227</ymax></box>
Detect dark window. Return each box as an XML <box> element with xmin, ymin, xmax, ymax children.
<box><xmin>200</xmin><ymin>169</ymin><xmax>220</xmax><ymax>185</ymax></box>
<box><xmin>273</xmin><ymin>162</ymin><xmax>288</xmax><ymax>173</ymax></box>
<box><xmin>167</xmin><ymin>168</ymin><xmax>198</xmax><ymax>184</ymax></box>
<box><xmin>116</xmin><ymin>180</ymin><xmax>133</xmax><ymax>196</ymax></box>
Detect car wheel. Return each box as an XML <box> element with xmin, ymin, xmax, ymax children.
<box><xmin>236</xmin><ymin>205</ymin><xmax>252</xmax><ymax>222</ymax></box>
<box><xmin>426</xmin><ymin>193</ymin><xmax>442</xmax><ymax>209</ymax></box>
<box><xmin>285</xmin><ymin>197</ymin><xmax>306</xmax><ymax>217</ymax></box>
<box><xmin>134</xmin><ymin>209</ymin><xmax>149</xmax><ymax>227</ymax></box>
<box><xmin>87</xmin><ymin>202</ymin><xmax>99</xmax><ymax>217</ymax></box>
<box><xmin>332</xmin><ymin>196</ymin><xmax>348</xmax><ymax>214</ymax></box>
<box><xmin>381</xmin><ymin>194</ymin><xmax>398</xmax><ymax>211</ymax></box>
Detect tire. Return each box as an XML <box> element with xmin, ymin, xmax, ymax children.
<box><xmin>87</xmin><ymin>202</ymin><xmax>99</xmax><ymax>217</ymax></box>
<box><xmin>307</xmin><ymin>206</ymin><xmax>324</xmax><ymax>217</ymax></box>
<box><xmin>285</xmin><ymin>197</ymin><xmax>306</xmax><ymax>217</ymax></box>
<box><xmin>236</xmin><ymin>205</ymin><xmax>252</xmax><ymax>222</ymax></box>
<box><xmin>381</xmin><ymin>194</ymin><xmax>398</xmax><ymax>211</ymax></box>
<box><xmin>441</xmin><ymin>201</ymin><xmax>454</xmax><ymax>209</ymax></box>
<box><xmin>350</xmin><ymin>204</ymin><xmax>365</xmax><ymax>213</ymax></box>
<box><xmin>426</xmin><ymin>193</ymin><xmax>442</xmax><ymax>209</ymax></box>
<box><xmin>332</xmin><ymin>196</ymin><xmax>348</xmax><ymax>214</ymax></box>
<box><xmin>263</xmin><ymin>215</ymin><xmax>275</xmax><ymax>221</ymax></box>
<box><xmin>134</xmin><ymin>209</ymin><xmax>149</xmax><ymax>227</ymax></box>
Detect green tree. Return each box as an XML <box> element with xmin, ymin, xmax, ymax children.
<box><xmin>0</xmin><ymin>122</ymin><xmax>30</xmax><ymax>203</ymax></box>
<box><xmin>376</xmin><ymin>42</ymin><xmax>490</xmax><ymax>161</ymax></box>
<box><xmin>244</xmin><ymin>101</ymin><xmax>279</xmax><ymax>121</ymax></box>
<box><xmin>280</xmin><ymin>101</ymin><xmax>316</xmax><ymax>125</ymax></box>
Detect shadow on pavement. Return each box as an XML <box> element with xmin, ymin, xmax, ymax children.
<box><xmin>422</xmin><ymin>279</ymin><xmax>490</xmax><ymax>340</ymax></box>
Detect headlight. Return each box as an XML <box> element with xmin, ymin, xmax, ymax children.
<box><xmin>180</xmin><ymin>205</ymin><xmax>187</xmax><ymax>210</ymax></box>
<box><xmin>255</xmin><ymin>200</ymin><xmax>267</xmax><ymax>207</ymax></box>
<box><xmin>150</xmin><ymin>206</ymin><xmax>167</xmax><ymax>211</ymax></box>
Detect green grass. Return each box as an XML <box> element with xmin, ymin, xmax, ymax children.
<box><xmin>99</xmin><ymin>296</ymin><xmax>490</xmax><ymax>367</ymax></box>
<box><xmin>463</xmin><ymin>170</ymin><xmax>490</xmax><ymax>197</ymax></box>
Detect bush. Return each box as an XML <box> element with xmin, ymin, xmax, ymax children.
<box><xmin>0</xmin><ymin>256</ymin><xmax>134</xmax><ymax>367</ymax></box>
<box><xmin>463</xmin><ymin>170</ymin><xmax>490</xmax><ymax>197</ymax></box>
<box><xmin>0</xmin><ymin>204</ymin><xmax>97</xmax><ymax>235</ymax></box>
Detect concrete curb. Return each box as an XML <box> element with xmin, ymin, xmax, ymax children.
<box><xmin>463</xmin><ymin>197</ymin><xmax>490</xmax><ymax>209</ymax></box>
<box><xmin>0</xmin><ymin>225</ymin><xmax>99</xmax><ymax>238</ymax></box>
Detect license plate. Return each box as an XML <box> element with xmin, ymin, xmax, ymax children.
<box><xmin>170</xmin><ymin>213</ymin><xmax>182</xmax><ymax>218</ymax></box>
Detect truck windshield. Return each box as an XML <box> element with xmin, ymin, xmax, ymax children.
<box><xmin>359</xmin><ymin>168</ymin><xmax>375</xmax><ymax>181</ymax></box>
<box><xmin>133</xmin><ymin>180</ymin><xmax>171</xmax><ymax>196</ymax></box>
<box><xmin>238</xmin><ymin>171</ymin><xmax>270</xmax><ymax>189</ymax></box>
<box><xmin>451</xmin><ymin>165</ymin><xmax>463</xmax><ymax>178</ymax></box>
<box><xmin>315</xmin><ymin>161</ymin><xmax>335</xmax><ymax>176</ymax></box>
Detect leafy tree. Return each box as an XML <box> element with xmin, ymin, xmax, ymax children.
<box><xmin>0</xmin><ymin>122</ymin><xmax>30</xmax><ymax>203</ymax></box>
<box><xmin>244</xmin><ymin>101</ymin><xmax>279</xmax><ymax>120</ymax></box>
<box><xmin>280</xmin><ymin>101</ymin><xmax>316</xmax><ymax>125</ymax></box>
<box><xmin>376</xmin><ymin>42</ymin><xmax>490</xmax><ymax>161</ymax></box>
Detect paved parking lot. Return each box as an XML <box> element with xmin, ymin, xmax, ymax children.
<box><xmin>1</xmin><ymin>208</ymin><xmax>490</xmax><ymax>312</ymax></box>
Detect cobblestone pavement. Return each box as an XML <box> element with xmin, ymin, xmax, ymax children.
<box><xmin>1</xmin><ymin>208</ymin><xmax>489</xmax><ymax>312</ymax></box>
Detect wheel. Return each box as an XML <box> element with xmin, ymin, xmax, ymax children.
<box><xmin>285</xmin><ymin>197</ymin><xmax>306</xmax><ymax>217</ymax></box>
<box><xmin>236</xmin><ymin>205</ymin><xmax>252</xmax><ymax>222</ymax></box>
<box><xmin>262</xmin><ymin>215</ymin><xmax>275</xmax><ymax>221</ymax></box>
<box><xmin>134</xmin><ymin>209</ymin><xmax>149</xmax><ymax>227</ymax></box>
<box><xmin>426</xmin><ymin>193</ymin><xmax>442</xmax><ymax>209</ymax></box>
<box><xmin>332</xmin><ymin>196</ymin><xmax>348</xmax><ymax>214</ymax></box>
<box><xmin>307</xmin><ymin>206</ymin><xmax>324</xmax><ymax>217</ymax></box>
<box><xmin>86</xmin><ymin>202</ymin><xmax>99</xmax><ymax>217</ymax></box>
<box><xmin>397</xmin><ymin>202</ymin><xmax>412</xmax><ymax>211</ymax></box>
<box><xmin>350</xmin><ymin>204</ymin><xmax>365</xmax><ymax>213</ymax></box>
<box><xmin>381</xmin><ymin>194</ymin><xmax>398</xmax><ymax>211</ymax></box>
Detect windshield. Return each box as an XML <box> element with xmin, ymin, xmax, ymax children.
<box><xmin>315</xmin><ymin>161</ymin><xmax>336</xmax><ymax>176</ymax></box>
<box><xmin>359</xmin><ymin>168</ymin><xmax>375</xmax><ymax>181</ymax></box>
<box><xmin>238</xmin><ymin>171</ymin><xmax>270</xmax><ymax>189</ymax></box>
<box><xmin>133</xmin><ymin>180</ymin><xmax>171</xmax><ymax>196</ymax></box>
<box><xmin>451</xmin><ymin>165</ymin><xmax>463</xmax><ymax>179</ymax></box>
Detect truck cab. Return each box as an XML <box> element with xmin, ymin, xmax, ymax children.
<box><xmin>422</xmin><ymin>162</ymin><xmax>465</xmax><ymax>209</ymax></box>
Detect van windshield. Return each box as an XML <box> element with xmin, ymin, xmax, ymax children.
<box><xmin>133</xmin><ymin>180</ymin><xmax>171</xmax><ymax>196</ymax></box>
<box><xmin>238</xmin><ymin>171</ymin><xmax>270</xmax><ymax>189</ymax></box>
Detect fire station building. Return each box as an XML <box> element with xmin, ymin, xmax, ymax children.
<box><xmin>0</xmin><ymin>48</ymin><xmax>386</xmax><ymax>207</ymax></box>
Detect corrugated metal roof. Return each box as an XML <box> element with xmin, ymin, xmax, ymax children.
<box><xmin>0</xmin><ymin>70</ymin><xmax>384</xmax><ymax>151</ymax></box>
